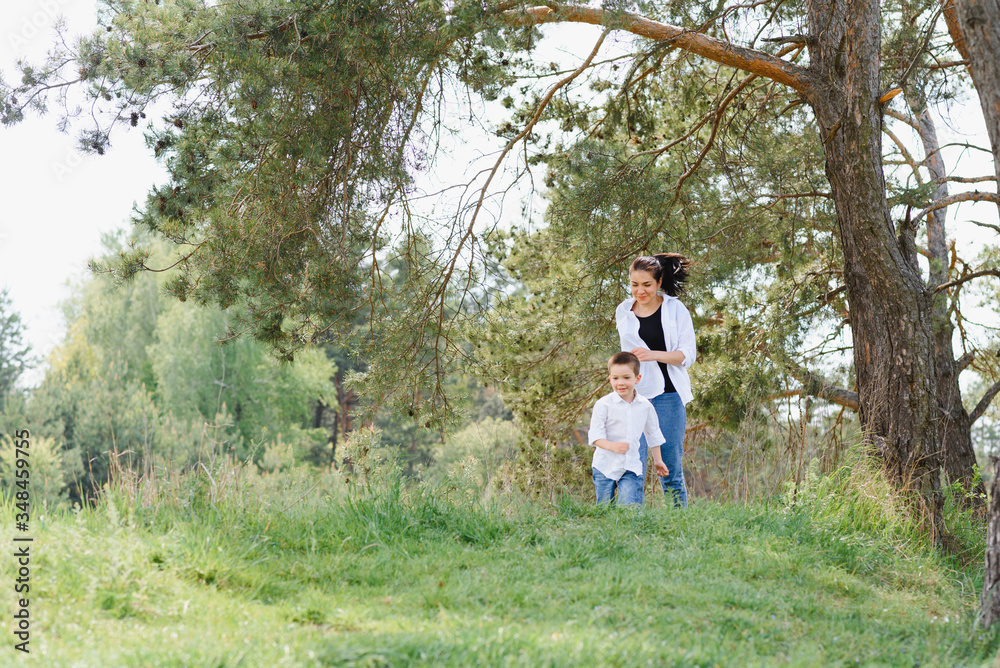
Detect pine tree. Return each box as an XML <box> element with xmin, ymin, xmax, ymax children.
<box><xmin>4</xmin><ymin>0</ymin><xmax>1000</xmax><ymax>539</ymax></box>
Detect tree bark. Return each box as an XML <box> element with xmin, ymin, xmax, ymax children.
<box><xmin>940</xmin><ymin>0</ymin><xmax>1000</xmax><ymax>503</ymax></box>
<box><xmin>907</xmin><ymin>93</ymin><xmax>985</xmax><ymax>503</ymax></box>
<box><xmin>804</xmin><ymin>0</ymin><xmax>944</xmax><ymax>538</ymax></box>
<box><xmin>954</xmin><ymin>0</ymin><xmax>1000</xmax><ymax>185</ymax></box>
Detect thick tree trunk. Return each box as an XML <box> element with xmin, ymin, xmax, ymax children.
<box><xmin>908</xmin><ymin>95</ymin><xmax>985</xmax><ymax>503</ymax></box>
<box><xmin>918</xmin><ymin>0</ymin><xmax>1000</xmax><ymax>499</ymax></box>
<box><xmin>954</xmin><ymin>0</ymin><xmax>1000</xmax><ymax>185</ymax></box>
<box><xmin>807</xmin><ymin>0</ymin><xmax>943</xmax><ymax>538</ymax></box>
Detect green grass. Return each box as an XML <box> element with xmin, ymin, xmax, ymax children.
<box><xmin>0</xmin><ymin>463</ymin><xmax>997</xmax><ymax>667</ymax></box>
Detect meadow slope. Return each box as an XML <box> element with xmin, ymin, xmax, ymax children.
<box><xmin>0</xmin><ymin>466</ymin><xmax>997</xmax><ymax>667</ymax></box>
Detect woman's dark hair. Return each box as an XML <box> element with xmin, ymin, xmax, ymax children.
<box><xmin>629</xmin><ymin>253</ymin><xmax>691</xmax><ymax>297</ymax></box>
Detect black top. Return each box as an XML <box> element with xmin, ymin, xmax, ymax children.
<box><xmin>636</xmin><ymin>304</ymin><xmax>677</xmax><ymax>394</ymax></box>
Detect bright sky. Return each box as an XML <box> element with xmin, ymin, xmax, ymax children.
<box><xmin>0</xmin><ymin>0</ymin><xmax>997</xmax><ymax>390</ymax></box>
<box><xmin>0</xmin><ymin>0</ymin><xmax>167</xmax><ymax>385</ymax></box>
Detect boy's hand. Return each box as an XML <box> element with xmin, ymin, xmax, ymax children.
<box><xmin>609</xmin><ymin>441</ymin><xmax>629</xmax><ymax>454</ymax></box>
<box><xmin>654</xmin><ymin>461</ymin><xmax>670</xmax><ymax>477</ymax></box>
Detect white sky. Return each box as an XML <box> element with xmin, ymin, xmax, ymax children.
<box><xmin>0</xmin><ymin>0</ymin><xmax>168</xmax><ymax>385</ymax></box>
<box><xmin>0</xmin><ymin>0</ymin><xmax>997</xmax><ymax>390</ymax></box>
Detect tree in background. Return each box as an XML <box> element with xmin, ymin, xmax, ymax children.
<box><xmin>18</xmin><ymin>233</ymin><xmax>337</xmax><ymax>502</ymax></box>
<box><xmin>0</xmin><ymin>287</ymin><xmax>32</xmax><ymax>398</ymax></box>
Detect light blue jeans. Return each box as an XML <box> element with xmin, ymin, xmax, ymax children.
<box><xmin>639</xmin><ymin>392</ymin><xmax>688</xmax><ymax>507</ymax></box>
<box><xmin>592</xmin><ymin>468</ymin><xmax>643</xmax><ymax>506</ymax></box>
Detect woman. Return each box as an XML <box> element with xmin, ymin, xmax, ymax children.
<box><xmin>615</xmin><ymin>253</ymin><xmax>696</xmax><ymax>507</ymax></box>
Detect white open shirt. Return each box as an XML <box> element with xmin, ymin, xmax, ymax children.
<box><xmin>615</xmin><ymin>294</ymin><xmax>697</xmax><ymax>404</ymax></box>
<box><xmin>588</xmin><ymin>390</ymin><xmax>666</xmax><ymax>480</ymax></box>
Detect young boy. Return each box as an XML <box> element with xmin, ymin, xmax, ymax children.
<box><xmin>588</xmin><ymin>351</ymin><xmax>669</xmax><ymax>506</ymax></box>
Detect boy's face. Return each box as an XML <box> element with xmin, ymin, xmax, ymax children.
<box><xmin>608</xmin><ymin>363</ymin><xmax>640</xmax><ymax>401</ymax></box>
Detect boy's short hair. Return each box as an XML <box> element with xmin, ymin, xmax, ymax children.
<box><xmin>608</xmin><ymin>351</ymin><xmax>640</xmax><ymax>376</ymax></box>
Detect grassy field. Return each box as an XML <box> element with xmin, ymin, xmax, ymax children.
<box><xmin>0</xmin><ymin>461</ymin><xmax>998</xmax><ymax>667</ymax></box>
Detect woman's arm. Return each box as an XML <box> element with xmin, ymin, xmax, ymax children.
<box><xmin>674</xmin><ymin>302</ymin><xmax>697</xmax><ymax>368</ymax></box>
<box><xmin>630</xmin><ymin>301</ymin><xmax>696</xmax><ymax>367</ymax></box>
<box><xmin>630</xmin><ymin>348</ymin><xmax>686</xmax><ymax>365</ymax></box>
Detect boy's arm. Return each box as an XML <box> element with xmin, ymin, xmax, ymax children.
<box><xmin>589</xmin><ymin>401</ymin><xmax>630</xmax><ymax>455</ymax></box>
<box><xmin>650</xmin><ymin>449</ymin><xmax>669</xmax><ymax>476</ymax></box>
<box><xmin>594</xmin><ymin>439</ymin><xmax>629</xmax><ymax>454</ymax></box>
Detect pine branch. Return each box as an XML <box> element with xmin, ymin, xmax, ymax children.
<box><xmin>938</xmin><ymin>175</ymin><xmax>998</xmax><ymax>184</ymax></box>
<box><xmin>770</xmin><ymin>351</ymin><xmax>859</xmax><ymax>410</ymax></box>
<box><xmin>972</xmin><ymin>378</ymin><xmax>1000</xmax><ymax>424</ymax></box>
<box><xmin>882</xmin><ymin>125</ymin><xmax>924</xmax><ymax>183</ymax></box>
<box><xmin>934</xmin><ymin>268</ymin><xmax>1000</xmax><ymax>293</ymax></box>
<box><xmin>912</xmin><ymin>191</ymin><xmax>1000</xmax><ymax>224</ymax></box>
<box><xmin>957</xmin><ymin>351</ymin><xmax>976</xmax><ymax>373</ymax></box>
<box><xmin>762</xmin><ymin>35</ymin><xmax>810</xmax><ymax>45</ymax></box>
<box><xmin>923</xmin><ymin>59</ymin><xmax>970</xmax><ymax>70</ymax></box>
<box><xmin>971</xmin><ymin>220</ymin><xmax>1000</xmax><ymax>235</ymax></box>
<box><xmin>499</xmin><ymin>3</ymin><xmax>813</xmax><ymax>94</ymax></box>
<box><xmin>884</xmin><ymin>108</ymin><xmax>919</xmax><ymax>130</ymax></box>
<box><xmin>895</xmin><ymin>4</ymin><xmax>945</xmax><ymax>92</ymax></box>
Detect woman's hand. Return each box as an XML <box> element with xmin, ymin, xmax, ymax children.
<box><xmin>630</xmin><ymin>347</ymin><xmax>685</xmax><ymax>366</ymax></box>
<box><xmin>630</xmin><ymin>347</ymin><xmax>657</xmax><ymax>362</ymax></box>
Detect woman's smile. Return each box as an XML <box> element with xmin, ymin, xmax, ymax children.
<box><xmin>629</xmin><ymin>269</ymin><xmax>661</xmax><ymax>306</ymax></box>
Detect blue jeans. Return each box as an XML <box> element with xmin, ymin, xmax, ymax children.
<box><xmin>639</xmin><ymin>392</ymin><xmax>688</xmax><ymax>508</ymax></box>
<box><xmin>593</xmin><ymin>468</ymin><xmax>643</xmax><ymax>506</ymax></box>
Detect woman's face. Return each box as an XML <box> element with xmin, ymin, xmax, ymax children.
<box><xmin>629</xmin><ymin>269</ymin><xmax>660</xmax><ymax>305</ymax></box>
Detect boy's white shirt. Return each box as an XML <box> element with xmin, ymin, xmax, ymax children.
<box><xmin>615</xmin><ymin>293</ymin><xmax>697</xmax><ymax>405</ymax></box>
<box><xmin>588</xmin><ymin>390</ymin><xmax>666</xmax><ymax>481</ymax></box>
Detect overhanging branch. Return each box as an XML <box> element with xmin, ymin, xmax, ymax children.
<box><xmin>972</xmin><ymin>378</ymin><xmax>1000</xmax><ymax>424</ymax></box>
<box><xmin>912</xmin><ymin>191</ymin><xmax>1000</xmax><ymax>224</ymax></box>
<box><xmin>957</xmin><ymin>351</ymin><xmax>976</xmax><ymax>373</ymax></box>
<box><xmin>772</xmin><ymin>352</ymin><xmax>859</xmax><ymax>410</ymax></box>
<box><xmin>499</xmin><ymin>4</ymin><xmax>813</xmax><ymax>95</ymax></box>
<box><xmin>934</xmin><ymin>268</ymin><xmax>1000</xmax><ymax>293</ymax></box>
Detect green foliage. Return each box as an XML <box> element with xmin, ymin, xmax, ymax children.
<box><xmin>0</xmin><ymin>434</ymin><xmax>77</xmax><ymax>509</ymax></box>
<box><xmin>0</xmin><ymin>287</ymin><xmax>32</xmax><ymax>397</ymax></box>
<box><xmin>3</xmin><ymin>0</ymin><xmax>544</xmax><ymax>431</ymax></box>
<box><xmin>426</xmin><ymin>416</ymin><xmax>520</xmax><ymax>492</ymax></box>
<box><xmin>147</xmin><ymin>299</ymin><xmax>336</xmax><ymax>459</ymax></box>
<box><xmin>471</xmin><ymin>54</ymin><xmax>848</xmax><ymax>476</ymax></box>
<box><xmin>23</xmin><ymin>234</ymin><xmax>337</xmax><ymax>499</ymax></box>
<box><xmin>467</xmin><ymin>228</ymin><xmax>614</xmax><ymax>448</ymax></box>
